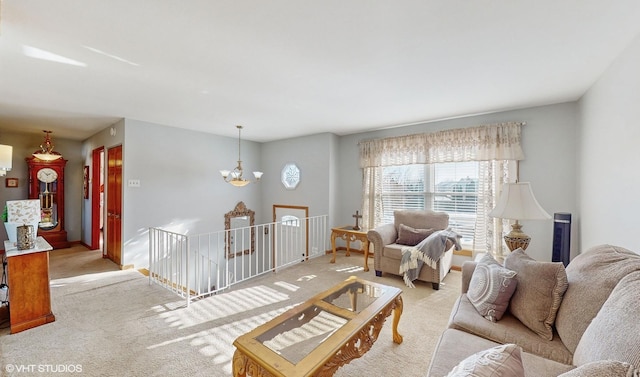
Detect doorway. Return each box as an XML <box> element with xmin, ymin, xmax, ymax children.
<box><xmin>273</xmin><ymin>205</ymin><xmax>309</xmax><ymax>267</ymax></box>
<box><xmin>106</xmin><ymin>145</ymin><xmax>123</xmax><ymax>266</ymax></box>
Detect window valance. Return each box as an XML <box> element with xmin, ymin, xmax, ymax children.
<box><xmin>359</xmin><ymin>122</ymin><xmax>525</xmax><ymax>168</ymax></box>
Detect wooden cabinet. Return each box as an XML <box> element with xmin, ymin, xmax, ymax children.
<box><xmin>4</xmin><ymin>238</ymin><xmax>55</xmax><ymax>334</ymax></box>
<box><xmin>26</xmin><ymin>157</ymin><xmax>70</xmax><ymax>249</ymax></box>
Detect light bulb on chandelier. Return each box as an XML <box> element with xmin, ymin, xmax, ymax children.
<box><xmin>220</xmin><ymin>125</ymin><xmax>263</xmax><ymax>187</ymax></box>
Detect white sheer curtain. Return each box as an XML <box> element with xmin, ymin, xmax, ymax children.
<box><xmin>360</xmin><ymin>122</ymin><xmax>525</xmax><ymax>257</ymax></box>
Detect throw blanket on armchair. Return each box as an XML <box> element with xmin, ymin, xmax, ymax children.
<box><xmin>399</xmin><ymin>229</ymin><xmax>462</xmax><ymax>288</ymax></box>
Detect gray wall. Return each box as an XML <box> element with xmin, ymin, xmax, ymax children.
<box><xmin>578</xmin><ymin>33</ymin><xmax>640</xmax><ymax>253</ymax></box>
<box><xmin>0</xmin><ymin>130</ymin><xmax>83</xmax><ymax>243</ymax></box>
<box><xmin>121</xmin><ymin>119</ymin><xmax>262</xmax><ymax>268</ymax></box>
<box><xmin>259</xmin><ymin>133</ymin><xmax>336</xmax><ymax>225</ymax></box>
<box><xmin>336</xmin><ymin>102</ymin><xmax>579</xmax><ymax>262</ymax></box>
<box><xmin>81</xmin><ymin>119</ymin><xmax>125</xmax><ymax>245</ymax></box>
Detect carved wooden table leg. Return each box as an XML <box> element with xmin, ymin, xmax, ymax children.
<box><xmin>232</xmin><ymin>349</ymin><xmax>247</xmax><ymax>377</ymax></box>
<box><xmin>392</xmin><ymin>296</ymin><xmax>403</xmax><ymax>344</ymax></box>
<box><xmin>345</xmin><ymin>235</ymin><xmax>351</xmax><ymax>257</ymax></box>
<box><xmin>363</xmin><ymin>239</ymin><xmax>370</xmax><ymax>272</ymax></box>
<box><xmin>330</xmin><ymin>230</ymin><xmax>338</xmax><ymax>263</ymax></box>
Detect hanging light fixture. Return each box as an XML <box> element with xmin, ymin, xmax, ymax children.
<box><xmin>220</xmin><ymin>125</ymin><xmax>263</xmax><ymax>187</ymax></box>
<box><xmin>33</xmin><ymin>130</ymin><xmax>63</xmax><ymax>161</ymax></box>
<box><xmin>0</xmin><ymin>144</ymin><xmax>12</xmax><ymax>177</ymax></box>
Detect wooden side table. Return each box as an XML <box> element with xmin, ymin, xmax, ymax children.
<box><xmin>330</xmin><ymin>226</ymin><xmax>372</xmax><ymax>271</ymax></box>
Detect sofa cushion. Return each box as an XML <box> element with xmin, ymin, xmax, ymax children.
<box><xmin>467</xmin><ymin>253</ymin><xmax>517</xmax><ymax>322</ymax></box>
<box><xmin>448</xmin><ymin>295</ymin><xmax>573</xmax><ymax>364</ymax></box>
<box><xmin>446</xmin><ymin>343</ymin><xmax>524</xmax><ymax>377</ymax></box>
<box><xmin>573</xmin><ymin>272</ymin><xmax>640</xmax><ymax>369</ymax></box>
<box><xmin>558</xmin><ymin>360</ymin><xmax>639</xmax><ymax>377</ymax></box>
<box><xmin>427</xmin><ymin>329</ymin><xmax>574</xmax><ymax>377</ymax></box>
<box><xmin>504</xmin><ymin>249</ymin><xmax>568</xmax><ymax>341</ymax></box>
<box><xmin>396</xmin><ymin>223</ymin><xmax>434</xmax><ymax>246</ymax></box>
<box><xmin>555</xmin><ymin>244</ymin><xmax>640</xmax><ymax>353</ymax></box>
<box><xmin>394</xmin><ymin>209</ymin><xmax>448</xmax><ymax>233</ymax></box>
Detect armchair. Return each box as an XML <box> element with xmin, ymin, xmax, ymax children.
<box><xmin>367</xmin><ymin>209</ymin><xmax>454</xmax><ymax>290</ymax></box>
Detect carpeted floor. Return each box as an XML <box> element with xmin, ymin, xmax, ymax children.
<box><xmin>0</xmin><ymin>246</ymin><xmax>461</xmax><ymax>377</ymax></box>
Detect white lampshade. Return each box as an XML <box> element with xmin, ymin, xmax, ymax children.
<box><xmin>0</xmin><ymin>144</ymin><xmax>12</xmax><ymax>176</ymax></box>
<box><xmin>489</xmin><ymin>182</ymin><xmax>551</xmax><ymax>220</ymax></box>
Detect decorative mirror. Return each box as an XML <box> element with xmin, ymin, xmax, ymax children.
<box><xmin>225</xmin><ymin>201</ymin><xmax>255</xmax><ymax>259</ymax></box>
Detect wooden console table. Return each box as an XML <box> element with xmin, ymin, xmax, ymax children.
<box><xmin>232</xmin><ymin>276</ymin><xmax>403</xmax><ymax>377</ymax></box>
<box><xmin>330</xmin><ymin>226</ymin><xmax>372</xmax><ymax>271</ymax></box>
<box><xmin>4</xmin><ymin>237</ymin><xmax>55</xmax><ymax>334</ymax></box>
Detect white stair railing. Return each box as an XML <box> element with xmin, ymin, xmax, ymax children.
<box><xmin>149</xmin><ymin>215</ymin><xmax>328</xmax><ymax>306</ymax></box>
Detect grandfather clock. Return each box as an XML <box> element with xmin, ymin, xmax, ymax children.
<box><xmin>26</xmin><ymin>156</ymin><xmax>70</xmax><ymax>249</ymax></box>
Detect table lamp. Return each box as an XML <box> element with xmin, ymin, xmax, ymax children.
<box><xmin>489</xmin><ymin>182</ymin><xmax>551</xmax><ymax>251</ymax></box>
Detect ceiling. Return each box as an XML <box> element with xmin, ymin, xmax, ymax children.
<box><xmin>1</xmin><ymin>1</ymin><xmax>640</xmax><ymax>142</ymax></box>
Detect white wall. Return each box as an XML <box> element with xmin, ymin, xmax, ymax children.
<box><xmin>336</xmin><ymin>102</ymin><xmax>579</xmax><ymax>262</ymax></box>
<box><xmin>578</xmin><ymin>33</ymin><xmax>640</xmax><ymax>253</ymax></box>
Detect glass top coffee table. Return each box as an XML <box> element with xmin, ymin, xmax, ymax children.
<box><xmin>232</xmin><ymin>276</ymin><xmax>403</xmax><ymax>377</ymax></box>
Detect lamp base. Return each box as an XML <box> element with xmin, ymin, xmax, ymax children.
<box><xmin>504</xmin><ymin>221</ymin><xmax>531</xmax><ymax>251</ymax></box>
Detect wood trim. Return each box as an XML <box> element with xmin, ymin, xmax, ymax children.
<box><xmin>454</xmin><ymin>248</ymin><xmax>473</xmax><ymax>257</ymax></box>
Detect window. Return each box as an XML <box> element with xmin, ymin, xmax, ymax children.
<box><xmin>381</xmin><ymin>162</ymin><xmax>479</xmax><ymax>245</ymax></box>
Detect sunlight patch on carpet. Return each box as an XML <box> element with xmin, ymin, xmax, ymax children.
<box><xmin>147</xmin><ymin>303</ymin><xmax>299</xmax><ymax>375</ymax></box>
<box><xmin>334</xmin><ymin>264</ymin><xmax>365</xmax><ymax>273</ymax></box>
<box><xmin>50</xmin><ymin>269</ymin><xmax>141</xmax><ymax>287</ymax></box>
<box><xmin>274</xmin><ymin>281</ymin><xmax>300</xmax><ymax>292</ymax></box>
<box><xmin>155</xmin><ymin>285</ymin><xmax>290</xmax><ymax>329</ymax></box>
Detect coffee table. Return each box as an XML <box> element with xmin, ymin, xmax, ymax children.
<box><xmin>232</xmin><ymin>276</ymin><xmax>403</xmax><ymax>377</ymax></box>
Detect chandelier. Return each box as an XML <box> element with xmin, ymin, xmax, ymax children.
<box><xmin>219</xmin><ymin>126</ymin><xmax>263</xmax><ymax>187</ymax></box>
<box><xmin>33</xmin><ymin>130</ymin><xmax>63</xmax><ymax>161</ymax></box>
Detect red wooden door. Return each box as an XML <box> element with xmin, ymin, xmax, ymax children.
<box><xmin>106</xmin><ymin>145</ymin><xmax>122</xmax><ymax>265</ymax></box>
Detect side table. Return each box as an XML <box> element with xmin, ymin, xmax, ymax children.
<box><xmin>330</xmin><ymin>226</ymin><xmax>372</xmax><ymax>271</ymax></box>
<box><xmin>4</xmin><ymin>236</ymin><xmax>55</xmax><ymax>333</ymax></box>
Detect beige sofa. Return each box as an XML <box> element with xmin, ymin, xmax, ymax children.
<box><xmin>427</xmin><ymin>244</ymin><xmax>640</xmax><ymax>376</ymax></box>
<box><xmin>367</xmin><ymin>210</ymin><xmax>453</xmax><ymax>290</ymax></box>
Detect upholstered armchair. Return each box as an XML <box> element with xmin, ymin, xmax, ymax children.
<box><xmin>367</xmin><ymin>209</ymin><xmax>454</xmax><ymax>290</ymax></box>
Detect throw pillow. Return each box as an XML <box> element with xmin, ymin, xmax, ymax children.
<box><xmin>504</xmin><ymin>248</ymin><xmax>568</xmax><ymax>341</ymax></box>
<box><xmin>395</xmin><ymin>223</ymin><xmax>434</xmax><ymax>246</ymax></box>
<box><xmin>558</xmin><ymin>360</ymin><xmax>639</xmax><ymax>377</ymax></box>
<box><xmin>467</xmin><ymin>253</ymin><xmax>518</xmax><ymax>322</ymax></box>
<box><xmin>447</xmin><ymin>344</ymin><xmax>525</xmax><ymax>377</ymax></box>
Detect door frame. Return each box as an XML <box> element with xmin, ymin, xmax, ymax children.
<box><xmin>272</xmin><ymin>204</ymin><xmax>309</xmax><ymax>265</ymax></box>
<box><xmin>90</xmin><ymin>146</ymin><xmax>104</xmax><ymax>252</ymax></box>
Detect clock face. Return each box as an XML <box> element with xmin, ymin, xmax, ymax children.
<box><xmin>37</xmin><ymin>168</ymin><xmax>58</xmax><ymax>183</ymax></box>
<box><xmin>281</xmin><ymin>163</ymin><xmax>300</xmax><ymax>190</ymax></box>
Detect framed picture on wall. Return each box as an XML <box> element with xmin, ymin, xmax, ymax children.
<box><xmin>5</xmin><ymin>178</ymin><xmax>18</xmax><ymax>188</ymax></box>
<box><xmin>83</xmin><ymin>166</ymin><xmax>89</xmax><ymax>199</ymax></box>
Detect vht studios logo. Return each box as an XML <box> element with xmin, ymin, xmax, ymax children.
<box><xmin>5</xmin><ymin>364</ymin><xmax>83</xmax><ymax>373</ymax></box>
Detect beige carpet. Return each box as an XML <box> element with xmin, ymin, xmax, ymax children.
<box><xmin>0</xmin><ymin>246</ymin><xmax>461</xmax><ymax>377</ymax></box>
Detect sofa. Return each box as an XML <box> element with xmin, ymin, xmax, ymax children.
<box><xmin>367</xmin><ymin>210</ymin><xmax>454</xmax><ymax>290</ymax></box>
<box><xmin>427</xmin><ymin>244</ymin><xmax>640</xmax><ymax>376</ymax></box>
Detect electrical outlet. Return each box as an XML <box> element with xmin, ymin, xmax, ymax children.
<box><xmin>128</xmin><ymin>179</ymin><xmax>141</xmax><ymax>187</ymax></box>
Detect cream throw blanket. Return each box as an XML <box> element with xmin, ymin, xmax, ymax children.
<box><xmin>399</xmin><ymin>229</ymin><xmax>462</xmax><ymax>288</ymax></box>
